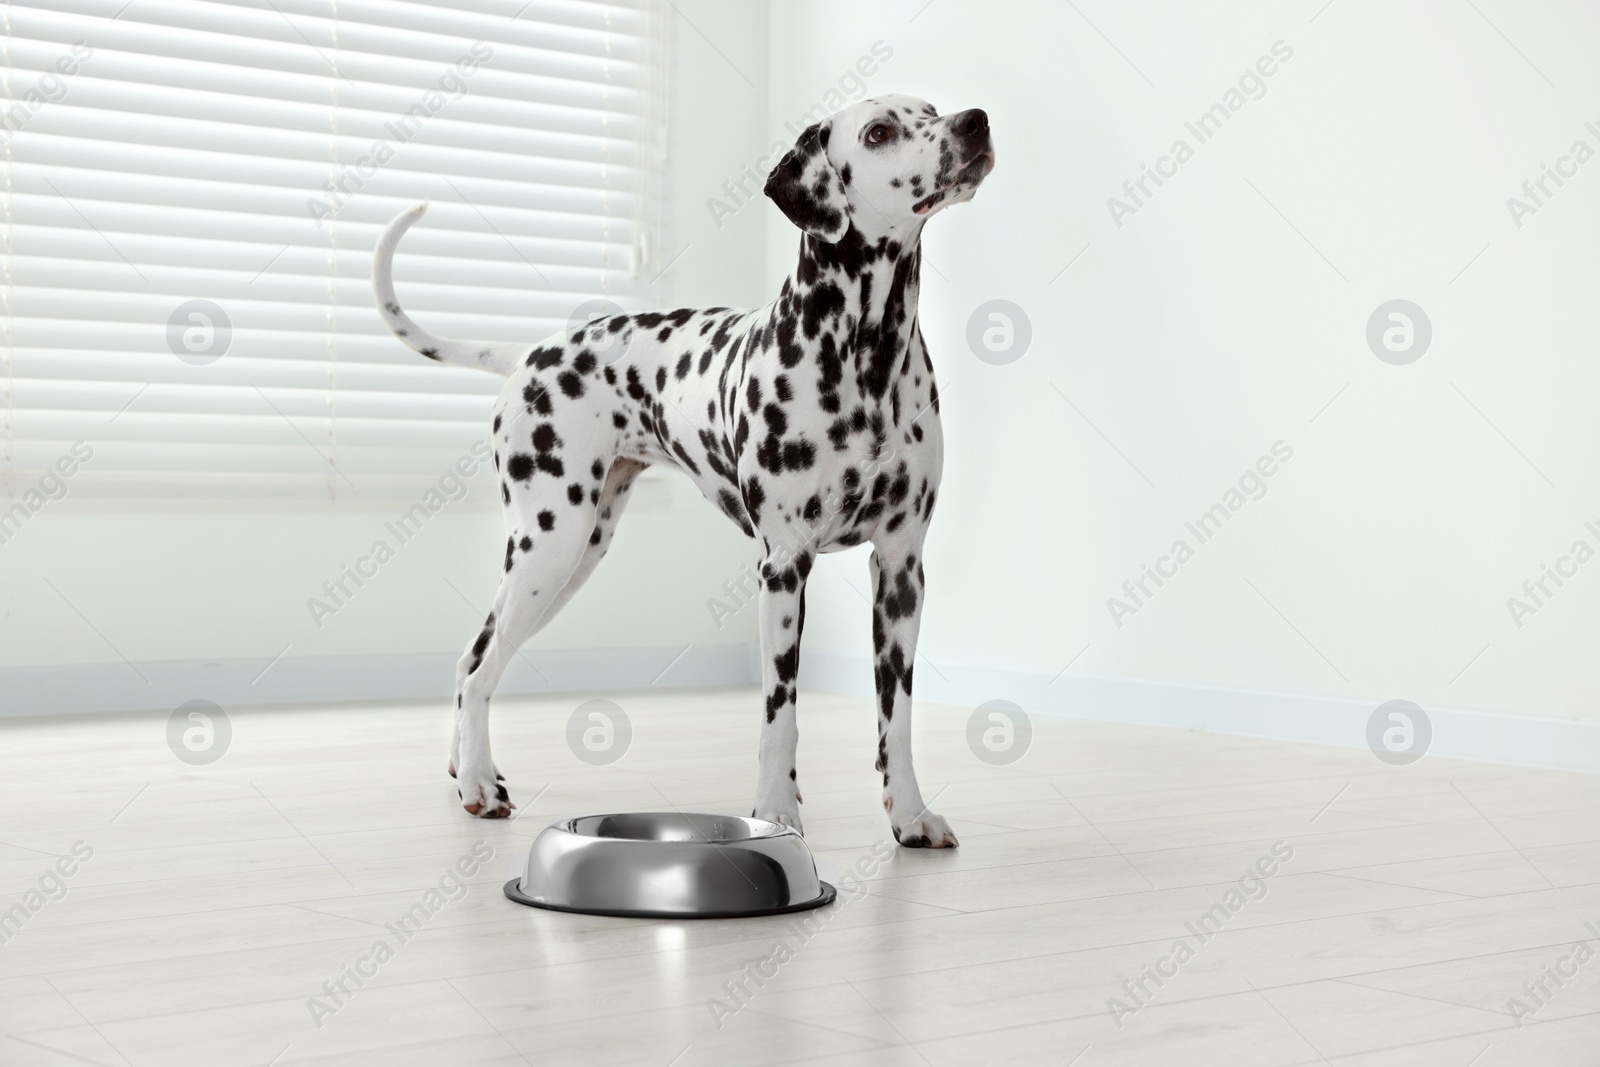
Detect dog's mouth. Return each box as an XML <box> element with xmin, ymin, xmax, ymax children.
<box><xmin>912</xmin><ymin>149</ymin><xmax>995</xmax><ymax>215</ymax></box>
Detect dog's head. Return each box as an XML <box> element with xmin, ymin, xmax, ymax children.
<box><xmin>764</xmin><ymin>93</ymin><xmax>994</xmax><ymax>243</ymax></box>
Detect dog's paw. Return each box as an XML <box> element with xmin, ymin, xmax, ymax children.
<box><xmin>752</xmin><ymin>799</ymin><xmax>804</xmax><ymax>835</ymax></box>
<box><xmin>457</xmin><ymin>767</ymin><xmax>513</xmax><ymax>819</ymax></box>
<box><xmin>890</xmin><ymin>807</ymin><xmax>958</xmax><ymax>849</ymax></box>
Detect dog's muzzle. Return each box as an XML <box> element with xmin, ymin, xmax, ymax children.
<box><xmin>913</xmin><ymin>109</ymin><xmax>995</xmax><ymax>215</ymax></box>
<box><xmin>951</xmin><ymin>108</ymin><xmax>995</xmax><ymax>181</ymax></box>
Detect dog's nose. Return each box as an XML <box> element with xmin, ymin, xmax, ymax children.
<box><xmin>950</xmin><ymin>109</ymin><xmax>989</xmax><ymax>140</ymax></box>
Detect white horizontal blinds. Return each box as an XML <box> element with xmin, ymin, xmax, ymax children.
<box><xmin>1</xmin><ymin>0</ymin><xmax>664</xmax><ymax>500</ymax></box>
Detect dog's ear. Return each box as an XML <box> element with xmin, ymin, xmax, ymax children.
<box><xmin>764</xmin><ymin>121</ymin><xmax>850</xmax><ymax>242</ymax></box>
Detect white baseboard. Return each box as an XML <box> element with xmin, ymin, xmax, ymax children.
<box><xmin>797</xmin><ymin>650</ymin><xmax>1600</xmax><ymax>776</ymax></box>
<box><xmin>0</xmin><ymin>644</ymin><xmax>760</xmax><ymax>718</ymax></box>
<box><xmin>11</xmin><ymin>644</ymin><xmax>1597</xmax><ymax>777</ymax></box>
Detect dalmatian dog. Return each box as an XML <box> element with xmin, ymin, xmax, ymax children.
<box><xmin>372</xmin><ymin>94</ymin><xmax>993</xmax><ymax>848</ymax></box>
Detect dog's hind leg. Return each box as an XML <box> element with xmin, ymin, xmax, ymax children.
<box><xmin>751</xmin><ymin>546</ymin><xmax>811</xmax><ymax>832</ymax></box>
<box><xmin>869</xmin><ymin>540</ymin><xmax>957</xmax><ymax>848</ymax></box>
<box><xmin>447</xmin><ymin>457</ymin><xmax>648</xmax><ymax>791</ymax></box>
<box><xmin>452</xmin><ymin>548</ymin><xmax>589</xmax><ymax>817</ymax></box>
<box><xmin>450</xmin><ymin>432</ymin><xmax>638</xmax><ymax>817</ymax></box>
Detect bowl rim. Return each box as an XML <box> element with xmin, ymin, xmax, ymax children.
<box><xmin>554</xmin><ymin>811</ymin><xmax>797</xmax><ymax>844</ymax></box>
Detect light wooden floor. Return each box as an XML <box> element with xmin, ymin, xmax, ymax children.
<box><xmin>2</xmin><ymin>687</ymin><xmax>1599</xmax><ymax>1066</ymax></box>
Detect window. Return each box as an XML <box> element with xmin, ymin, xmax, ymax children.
<box><xmin>0</xmin><ymin>0</ymin><xmax>667</xmax><ymax>501</ymax></box>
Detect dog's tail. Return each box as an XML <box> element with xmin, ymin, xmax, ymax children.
<box><xmin>372</xmin><ymin>203</ymin><xmax>526</xmax><ymax>377</ymax></box>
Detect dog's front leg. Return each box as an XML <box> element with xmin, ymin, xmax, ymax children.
<box><xmin>751</xmin><ymin>549</ymin><xmax>808</xmax><ymax>832</ymax></box>
<box><xmin>870</xmin><ymin>543</ymin><xmax>958</xmax><ymax>848</ymax></box>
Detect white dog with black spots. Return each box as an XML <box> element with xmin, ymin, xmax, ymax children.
<box><xmin>372</xmin><ymin>94</ymin><xmax>993</xmax><ymax>848</ymax></box>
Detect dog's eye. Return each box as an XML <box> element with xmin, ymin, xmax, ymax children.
<box><xmin>864</xmin><ymin>124</ymin><xmax>892</xmax><ymax>146</ymax></box>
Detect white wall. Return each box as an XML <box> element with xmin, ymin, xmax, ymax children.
<box><xmin>13</xmin><ymin>0</ymin><xmax>1600</xmax><ymax>743</ymax></box>
<box><xmin>770</xmin><ymin>0</ymin><xmax>1600</xmax><ymax>725</ymax></box>
<box><xmin>0</xmin><ymin>0</ymin><xmax>772</xmax><ymax>713</ymax></box>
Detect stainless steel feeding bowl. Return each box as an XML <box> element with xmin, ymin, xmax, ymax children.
<box><xmin>504</xmin><ymin>812</ymin><xmax>836</xmax><ymax>918</ymax></box>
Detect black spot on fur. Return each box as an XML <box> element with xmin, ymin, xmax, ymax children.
<box><xmin>523</xmin><ymin>381</ymin><xmax>552</xmax><ymax>415</ymax></box>
<box><xmin>763</xmin><ymin>404</ymin><xmax>788</xmax><ymax>437</ymax></box>
<box><xmin>467</xmin><ymin>613</ymin><xmax>496</xmax><ymax>674</ymax></box>
<box><xmin>717</xmin><ymin>488</ymin><xmax>747</xmax><ymax>529</ymax></box>
<box><xmin>742</xmin><ymin>477</ymin><xmax>766</xmax><ymax>523</ymax></box>
<box><xmin>532</xmin><ymin>423</ymin><xmax>561</xmax><ymax>452</ymax></box>
<box><xmin>782</xmin><ymin>440</ymin><xmax>816</xmax><ymax>471</ymax></box>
